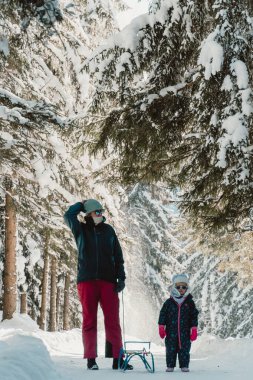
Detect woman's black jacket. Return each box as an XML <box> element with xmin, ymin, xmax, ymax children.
<box><xmin>64</xmin><ymin>202</ymin><xmax>125</xmax><ymax>284</ymax></box>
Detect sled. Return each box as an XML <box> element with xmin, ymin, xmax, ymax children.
<box><xmin>119</xmin><ymin>341</ymin><xmax>155</xmax><ymax>373</ymax></box>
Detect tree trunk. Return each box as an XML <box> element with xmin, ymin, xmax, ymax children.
<box><xmin>56</xmin><ymin>285</ymin><xmax>61</xmax><ymax>330</ymax></box>
<box><xmin>63</xmin><ymin>272</ymin><xmax>70</xmax><ymax>330</ymax></box>
<box><xmin>31</xmin><ymin>305</ymin><xmax>37</xmax><ymax>321</ymax></box>
<box><xmin>204</xmin><ymin>0</ymin><xmax>209</xmax><ymax>8</ymax></box>
<box><xmin>20</xmin><ymin>292</ymin><xmax>27</xmax><ymax>314</ymax></box>
<box><xmin>2</xmin><ymin>182</ymin><xmax>17</xmax><ymax>320</ymax></box>
<box><xmin>49</xmin><ymin>256</ymin><xmax>57</xmax><ymax>332</ymax></box>
<box><xmin>248</xmin><ymin>0</ymin><xmax>253</xmax><ymax>11</ymax></box>
<box><xmin>39</xmin><ymin>231</ymin><xmax>50</xmax><ymax>330</ymax></box>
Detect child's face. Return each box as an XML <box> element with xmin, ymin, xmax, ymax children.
<box><xmin>175</xmin><ymin>282</ymin><xmax>188</xmax><ymax>295</ymax></box>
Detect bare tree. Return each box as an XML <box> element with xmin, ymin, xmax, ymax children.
<box><xmin>2</xmin><ymin>180</ymin><xmax>17</xmax><ymax>320</ymax></box>
<box><xmin>63</xmin><ymin>272</ymin><xmax>70</xmax><ymax>330</ymax></box>
<box><xmin>49</xmin><ymin>255</ymin><xmax>57</xmax><ymax>332</ymax></box>
<box><xmin>39</xmin><ymin>230</ymin><xmax>50</xmax><ymax>330</ymax></box>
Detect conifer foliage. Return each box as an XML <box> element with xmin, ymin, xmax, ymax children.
<box><xmin>19</xmin><ymin>0</ymin><xmax>63</xmax><ymax>27</ymax></box>
<box><xmin>0</xmin><ymin>0</ymin><xmax>125</xmax><ymax>326</ymax></box>
<box><xmin>85</xmin><ymin>0</ymin><xmax>253</xmax><ymax>232</ymax></box>
<box><xmin>0</xmin><ymin>0</ymin><xmax>253</xmax><ymax>338</ymax></box>
<box><xmin>180</xmin><ymin>0</ymin><xmax>253</xmax><ymax>230</ymax></box>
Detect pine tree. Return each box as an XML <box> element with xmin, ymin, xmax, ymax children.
<box><xmin>0</xmin><ymin>0</ymin><xmax>126</xmax><ymax>327</ymax></box>
<box><xmin>82</xmin><ymin>0</ymin><xmax>207</xmax><ymax>180</ymax></box>
<box><xmin>248</xmin><ymin>0</ymin><xmax>253</xmax><ymax>11</ymax></box>
<box><xmin>2</xmin><ymin>179</ymin><xmax>17</xmax><ymax>320</ymax></box>
<box><xmin>176</xmin><ymin>0</ymin><xmax>253</xmax><ymax>231</ymax></box>
<box><xmin>20</xmin><ymin>292</ymin><xmax>27</xmax><ymax>314</ymax></box>
<box><xmin>39</xmin><ymin>231</ymin><xmax>50</xmax><ymax>330</ymax></box>
<box><xmin>63</xmin><ymin>271</ymin><xmax>70</xmax><ymax>330</ymax></box>
<box><xmin>84</xmin><ymin>0</ymin><xmax>253</xmax><ymax>232</ymax></box>
<box><xmin>49</xmin><ymin>255</ymin><xmax>57</xmax><ymax>331</ymax></box>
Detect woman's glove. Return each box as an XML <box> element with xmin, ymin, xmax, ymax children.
<box><xmin>190</xmin><ymin>327</ymin><xmax>198</xmax><ymax>341</ymax></box>
<box><xmin>115</xmin><ymin>279</ymin><xmax>125</xmax><ymax>293</ymax></box>
<box><xmin>159</xmin><ymin>325</ymin><xmax>166</xmax><ymax>339</ymax></box>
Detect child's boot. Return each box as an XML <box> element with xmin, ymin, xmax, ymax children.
<box><xmin>166</xmin><ymin>368</ymin><xmax>174</xmax><ymax>372</ymax></box>
<box><xmin>181</xmin><ymin>367</ymin><xmax>190</xmax><ymax>372</ymax></box>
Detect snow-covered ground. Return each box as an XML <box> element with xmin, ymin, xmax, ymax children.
<box><xmin>0</xmin><ymin>313</ymin><xmax>251</xmax><ymax>380</ymax></box>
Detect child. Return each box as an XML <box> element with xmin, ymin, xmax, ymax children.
<box><xmin>158</xmin><ymin>274</ymin><xmax>199</xmax><ymax>372</ymax></box>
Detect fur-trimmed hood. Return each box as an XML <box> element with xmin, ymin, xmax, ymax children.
<box><xmin>170</xmin><ymin>273</ymin><xmax>190</xmax><ymax>298</ymax></box>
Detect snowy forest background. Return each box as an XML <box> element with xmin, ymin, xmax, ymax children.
<box><xmin>0</xmin><ymin>0</ymin><xmax>253</xmax><ymax>344</ymax></box>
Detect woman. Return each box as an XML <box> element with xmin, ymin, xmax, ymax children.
<box><xmin>64</xmin><ymin>199</ymin><xmax>132</xmax><ymax>370</ymax></box>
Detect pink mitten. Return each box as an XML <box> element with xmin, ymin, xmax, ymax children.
<box><xmin>159</xmin><ymin>325</ymin><xmax>166</xmax><ymax>339</ymax></box>
<box><xmin>190</xmin><ymin>327</ymin><xmax>198</xmax><ymax>341</ymax></box>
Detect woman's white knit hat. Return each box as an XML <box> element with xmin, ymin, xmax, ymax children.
<box><xmin>172</xmin><ymin>274</ymin><xmax>189</xmax><ymax>285</ymax></box>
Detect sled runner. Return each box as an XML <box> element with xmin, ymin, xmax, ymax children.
<box><xmin>119</xmin><ymin>341</ymin><xmax>155</xmax><ymax>373</ymax></box>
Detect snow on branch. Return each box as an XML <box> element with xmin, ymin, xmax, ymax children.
<box><xmin>81</xmin><ymin>1</ymin><xmax>183</xmax><ymax>76</ymax></box>
<box><xmin>0</xmin><ymin>88</ymin><xmax>66</xmax><ymax>126</ymax></box>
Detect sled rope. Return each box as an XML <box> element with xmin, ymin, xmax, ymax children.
<box><xmin>120</xmin><ymin>290</ymin><xmax>155</xmax><ymax>373</ymax></box>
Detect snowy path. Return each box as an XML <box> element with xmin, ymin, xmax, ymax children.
<box><xmin>53</xmin><ymin>348</ymin><xmax>248</xmax><ymax>380</ymax></box>
<box><xmin>0</xmin><ymin>314</ymin><xmax>251</xmax><ymax>380</ymax></box>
